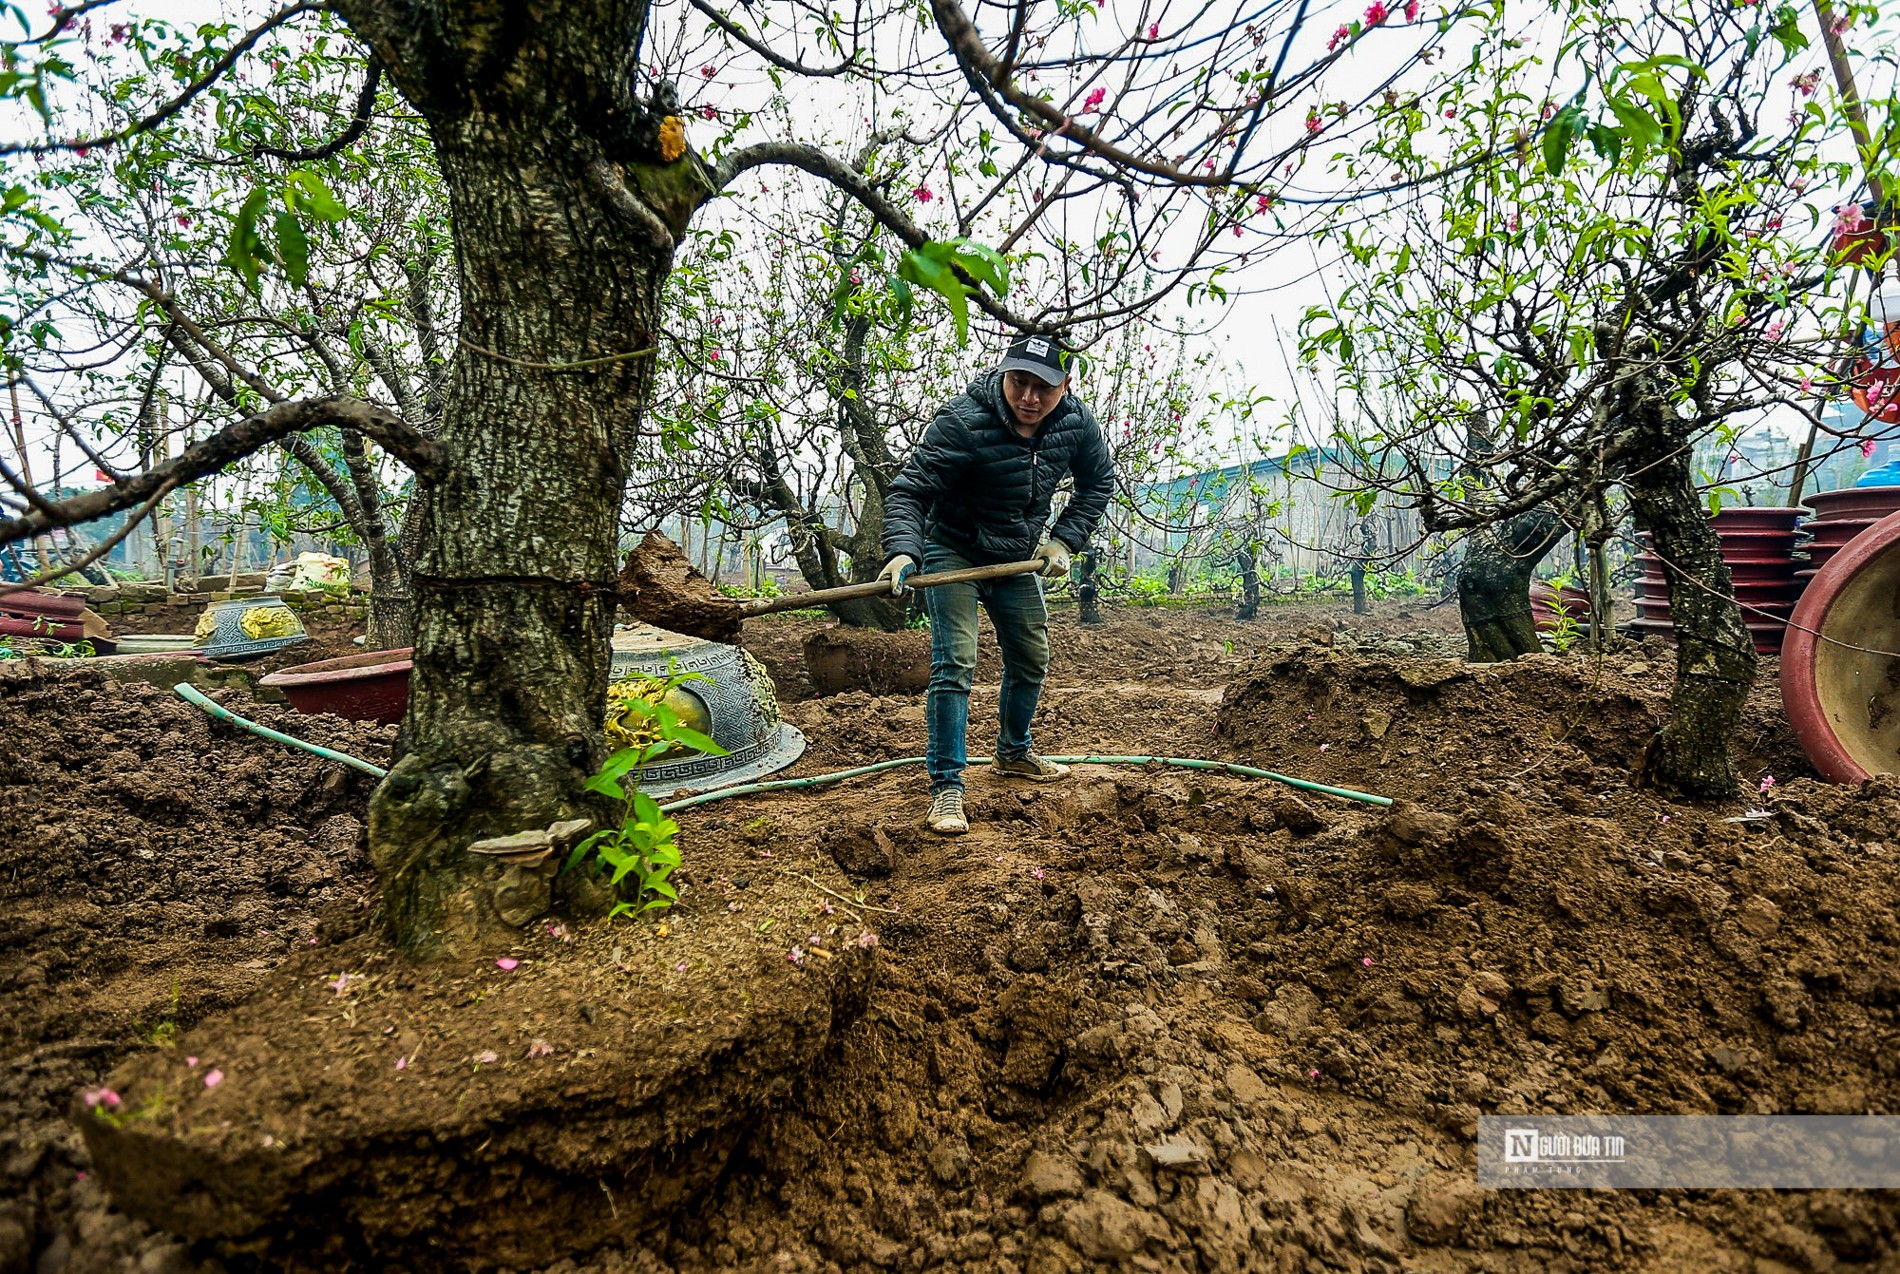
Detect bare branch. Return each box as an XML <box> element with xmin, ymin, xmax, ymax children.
<box><xmin>1</xmin><ymin>396</ymin><xmax>448</xmax><ymax>548</ymax></box>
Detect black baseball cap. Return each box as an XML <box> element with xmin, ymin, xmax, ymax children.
<box><xmin>999</xmin><ymin>333</ymin><xmax>1071</xmax><ymax>386</ymax></box>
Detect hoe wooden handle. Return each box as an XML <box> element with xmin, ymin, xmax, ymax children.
<box><xmin>736</xmin><ymin>558</ymin><xmax>1050</xmax><ymax>617</ymax></box>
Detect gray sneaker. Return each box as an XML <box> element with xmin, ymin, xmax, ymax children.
<box><xmin>991</xmin><ymin>752</ymin><xmax>1071</xmax><ymax>782</ymax></box>
<box><xmin>926</xmin><ymin>787</ymin><xmax>969</xmax><ymax>835</ymax></box>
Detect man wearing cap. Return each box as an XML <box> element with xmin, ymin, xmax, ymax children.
<box><xmin>878</xmin><ymin>333</ymin><xmax>1116</xmax><ymax>835</ymax></box>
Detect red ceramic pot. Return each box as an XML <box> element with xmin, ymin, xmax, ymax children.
<box><xmin>1804</xmin><ymin>487</ymin><xmax>1900</xmax><ymax>522</ymax></box>
<box><xmin>1781</xmin><ymin>508</ymin><xmax>1900</xmax><ymax>782</ymax></box>
<box><xmin>1711</xmin><ymin>506</ymin><xmax>1805</xmax><ymax>531</ymax></box>
<box><xmin>0</xmin><ymin>589</ymin><xmax>107</xmax><ymax>647</ymax></box>
<box><xmin>260</xmin><ymin>648</ymin><xmax>413</xmax><ymax>724</ymax></box>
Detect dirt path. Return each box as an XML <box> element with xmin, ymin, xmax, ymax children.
<box><xmin>3</xmin><ymin>599</ymin><xmax>1896</xmax><ymax>1272</ymax></box>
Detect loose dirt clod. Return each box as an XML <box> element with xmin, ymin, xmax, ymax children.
<box><xmin>617</xmin><ymin>532</ymin><xmax>744</xmax><ymax>645</ymax></box>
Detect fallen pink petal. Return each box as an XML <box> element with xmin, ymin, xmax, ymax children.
<box><xmin>473</xmin><ymin>1050</ymin><xmax>498</xmax><ymax>1065</ymax></box>
<box><xmin>203</xmin><ymin>1069</ymin><xmax>224</xmax><ymax>1089</ymax></box>
<box><xmin>495</xmin><ymin>957</ymin><xmax>520</xmax><ymax>971</ymax></box>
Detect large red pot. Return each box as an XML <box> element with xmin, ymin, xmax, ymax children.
<box><xmin>1805</xmin><ymin>487</ymin><xmax>1900</xmax><ymax>522</ymax></box>
<box><xmin>259</xmin><ymin>648</ymin><xmax>413</xmax><ymax>724</ymax></box>
<box><xmin>1781</xmin><ymin>509</ymin><xmax>1900</xmax><ymax>782</ymax></box>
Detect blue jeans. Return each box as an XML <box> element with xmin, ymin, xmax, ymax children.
<box><xmin>923</xmin><ymin>543</ymin><xmax>1051</xmax><ymax>791</ymax></box>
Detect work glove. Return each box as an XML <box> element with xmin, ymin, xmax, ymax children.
<box><xmin>878</xmin><ymin>554</ymin><xmax>918</xmax><ymax>596</ymax></box>
<box><xmin>1036</xmin><ymin>539</ymin><xmax>1073</xmax><ymax>579</ymax></box>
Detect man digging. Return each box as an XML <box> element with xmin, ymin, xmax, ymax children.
<box><xmin>877</xmin><ymin>333</ymin><xmax>1116</xmax><ymax>835</ymax></box>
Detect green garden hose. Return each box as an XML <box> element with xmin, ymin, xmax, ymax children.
<box><xmin>171</xmin><ymin>686</ymin><xmax>1391</xmax><ymax>809</ymax></box>
<box><xmin>658</xmin><ymin>754</ymin><xmax>1391</xmax><ymax>811</ymax></box>
<box><xmin>173</xmin><ymin>683</ymin><xmax>391</xmax><ymax>779</ymax></box>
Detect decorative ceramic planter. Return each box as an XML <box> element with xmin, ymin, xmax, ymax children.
<box><xmin>193</xmin><ymin>595</ymin><xmax>308</xmax><ymax>661</ymax></box>
<box><xmin>607</xmin><ymin>624</ymin><xmax>805</xmax><ymax>797</ymax></box>
<box><xmin>1780</xmin><ymin>508</ymin><xmax>1900</xmax><ymax>782</ymax></box>
<box><xmin>260</xmin><ymin>648</ymin><xmax>414</xmax><ymax>724</ymax></box>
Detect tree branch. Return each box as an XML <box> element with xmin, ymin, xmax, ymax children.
<box><xmin>0</xmin><ymin>397</ymin><xmax>447</xmax><ymax>548</ymax></box>
<box><xmin>714</xmin><ymin>141</ymin><xmax>1037</xmax><ymax>329</ymax></box>
<box><xmin>687</xmin><ymin>0</ymin><xmax>858</xmax><ymax>77</ymax></box>
<box><xmin>253</xmin><ymin>57</ymin><xmax>383</xmax><ymax>161</ymax></box>
<box><xmin>0</xmin><ymin>2</ymin><xmax>329</xmax><ymax>157</ymax></box>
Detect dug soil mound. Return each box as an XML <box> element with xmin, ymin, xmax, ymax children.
<box><xmin>0</xmin><ymin>660</ymin><xmax>391</xmax><ymax>1272</ymax></box>
<box><xmin>1215</xmin><ymin>645</ymin><xmax>1813</xmax><ymax>803</ymax></box>
<box><xmin>803</xmin><ymin>628</ymin><xmax>932</xmax><ymax>697</ymax></box>
<box><xmin>6</xmin><ymin>607</ymin><xmax>1899</xmax><ymax>1273</ymax></box>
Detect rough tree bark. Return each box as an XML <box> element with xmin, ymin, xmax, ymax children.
<box><xmin>339</xmin><ymin>0</ymin><xmax>713</xmax><ymax>954</ymax></box>
<box><xmin>1233</xmin><ymin>544</ymin><xmax>1259</xmax><ymax>621</ymax></box>
<box><xmin>1621</xmin><ymin>392</ymin><xmax>1754</xmax><ymax>798</ymax></box>
<box><xmin>1457</xmin><ymin>508</ymin><xmax>1563</xmax><ymax>662</ymax></box>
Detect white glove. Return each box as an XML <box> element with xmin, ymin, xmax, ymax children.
<box><xmin>1036</xmin><ymin>539</ymin><xmax>1072</xmax><ymax>579</ymax></box>
<box><xmin>878</xmin><ymin>554</ymin><xmax>918</xmax><ymax>596</ymax></box>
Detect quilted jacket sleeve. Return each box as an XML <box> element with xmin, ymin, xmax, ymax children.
<box><xmin>1049</xmin><ymin>405</ymin><xmax>1116</xmax><ymax>553</ymax></box>
<box><xmin>881</xmin><ymin>406</ymin><xmax>967</xmax><ymax>565</ymax></box>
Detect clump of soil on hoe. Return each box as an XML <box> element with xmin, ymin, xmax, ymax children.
<box><xmin>4</xmin><ymin>611</ymin><xmax>1900</xmax><ymax>1272</ymax></box>
<box><xmin>617</xmin><ymin>531</ymin><xmax>744</xmax><ymax>645</ymax></box>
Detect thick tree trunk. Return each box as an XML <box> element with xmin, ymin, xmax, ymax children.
<box><xmin>1233</xmin><ymin>547</ymin><xmax>1259</xmax><ymax>621</ymax></box>
<box><xmin>1458</xmin><ymin>508</ymin><xmax>1563</xmax><ymax>661</ymax></box>
<box><xmin>1076</xmin><ymin>547</ymin><xmax>1103</xmax><ymax>625</ymax></box>
<box><xmin>1624</xmin><ymin>410</ymin><xmax>1754</xmax><ymax>799</ymax></box>
<box><xmin>335</xmin><ymin>0</ymin><xmax>716</xmax><ymax>954</ymax></box>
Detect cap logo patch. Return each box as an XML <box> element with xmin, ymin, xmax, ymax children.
<box><xmin>1026</xmin><ymin>337</ymin><xmax>1051</xmax><ymax>358</ymax></box>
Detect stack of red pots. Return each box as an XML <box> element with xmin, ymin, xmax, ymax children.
<box><xmin>1629</xmin><ymin>507</ymin><xmax>1804</xmax><ymax>654</ymax></box>
<box><xmin>1796</xmin><ymin>486</ymin><xmax>1900</xmax><ymax>592</ymax></box>
<box><xmin>0</xmin><ymin>589</ymin><xmax>90</xmax><ymax>643</ymax></box>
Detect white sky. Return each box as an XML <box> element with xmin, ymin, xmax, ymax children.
<box><xmin>4</xmin><ymin>0</ymin><xmax>1897</xmax><ymax>497</ymax></box>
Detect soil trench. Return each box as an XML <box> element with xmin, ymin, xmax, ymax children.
<box><xmin>4</xmin><ymin>598</ymin><xmax>1898</xmax><ymax>1273</ymax></box>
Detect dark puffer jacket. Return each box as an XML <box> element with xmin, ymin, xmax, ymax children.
<box><xmin>882</xmin><ymin>370</ymin><xmax>1116</xmax><ymax>567</ymax></box>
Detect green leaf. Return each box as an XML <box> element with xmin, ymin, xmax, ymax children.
<box><xmin>273</xmin><ymin>208</ymin><xmax>310</xmax><ymax>286</ymax></box>
<box><xmin>663</xmin><ymin>725</ymin><xmax>728</xmax><ymax>757</ymax></box>
<box><xmin>223</xmin><ymin>187</ymin><xmax>271</xmax><ymax>290</ymax></box>
<box><xmin>1586</xmin><ymin>122</ymin><xmax>1622</xmax><ymax>165</ymax></box>
<box><xmin>1605</xmin><ymin>96</ymin><xmax>1663</xmax><ymax>150</ymax></box>
<box><xmin>1768</xmin><ymin>6</ymin><xmax>1808</xmax><ymax>62</ymax></box>
<box><xmin>950</xmin><ymin>239</ymin><xmax>1010</xmax><ymax>297</ymax></box>
<box><xmin>1541</xmin><ymin>103</ymin><xmax>1583</xmax><ymax>177</ymax></box>
<box><xmin>288</xmin><ymin>169</ymin><xmax>348</xmax><ymax>221</ymax></box>
<box><xmin>897</xmin><ymin>243</ymin><xmax>972</xmax><ymax>343</ymax></box>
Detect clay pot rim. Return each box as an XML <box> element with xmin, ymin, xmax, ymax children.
<box><xmin>259</xmin><ymin>647</ymin><xmax>414</xmax><ymax>688</ymax></box>
<box><xmin>1781</xmin><ymin>507</ymin><xmax>1900</xmax><ymax>784</ymax></box>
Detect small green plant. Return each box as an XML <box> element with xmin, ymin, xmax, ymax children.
<box><xmin>565</xmin><ymin>668</ymin><xmax>728</xmax><ymax>919</ymax></box>
<box><xmin>1540</xmin><ymin>576</ymin><xmax>1583</xmax><ymax>654</ymax></box>
<box><xmin>718</xmin><ymin>577</ymin><xmax>783</xmax><ymax>600</ymax></box>
<box><xmin>137</xmin><ymin>979</ymin><xmax>182</xmax><ymax>1047</ymax></box>
<box><xmin>1124</xmin><ymin>574</ymin><xmax>1170</xmax><ymax>606</ymax></box>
